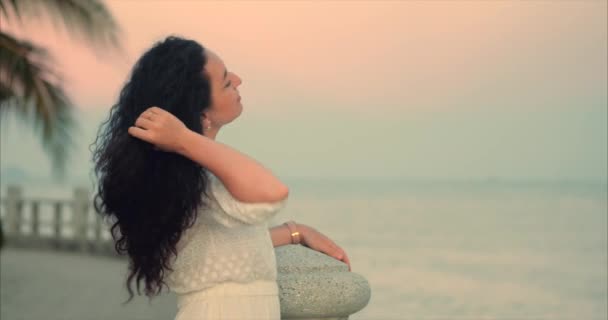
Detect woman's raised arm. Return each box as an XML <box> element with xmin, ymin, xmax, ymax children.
<box><xmin>128</xmin><ymin>106</ymin><xmax>289</xmax><ymax>203</ymax></box>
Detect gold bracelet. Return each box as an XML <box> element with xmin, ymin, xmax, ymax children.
<box><xmin>283</xmin><ymin>220</ymin><xmax>300</xmax><ymax>245</ymax></box>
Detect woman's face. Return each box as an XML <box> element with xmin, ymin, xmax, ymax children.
<box><xmin>202</xmin><ymin>49</ymin><xmax>243</xmax><ymax>129</ymax></box>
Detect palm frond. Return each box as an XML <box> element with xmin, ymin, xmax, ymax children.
<box><xmin>0</xmin><ymin>0</ymin><xmax>122</xmax><ymax>178</ymax></box>
<box><xmin>0</xmin><ymin>32</ymin><xmax>75</xmax><ymax>177</ymax></box>
<box><xmin>0</xmin><ymin>0</ymin><xmax>122</xmax><ymax>51</ymax></box>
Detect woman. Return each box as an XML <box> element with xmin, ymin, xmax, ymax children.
<box><xmin>92</xmin><ymin>36</ymin><xmax>350</xmax><ymax>319</ymax></box>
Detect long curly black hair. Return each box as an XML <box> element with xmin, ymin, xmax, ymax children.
<box><xmin>92</xmin><ymin>36</ymin><xmax>212</xmax><ymax>304</ymax></box>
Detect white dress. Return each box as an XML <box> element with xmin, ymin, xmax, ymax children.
<box><xmin>166</xmin><ymin>173</ymin><xmax>287</xmax><ymax>320</ymax></box>
<box><xmin>174</xmin><ymin>280</ymin><xmax>281</xmax><ymax>320</ymax></box>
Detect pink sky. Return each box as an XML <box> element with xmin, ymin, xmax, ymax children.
<box><xmin>1</xmin><ymin>0</ymin><xmax>606</xmax><ymax>181</ymax></box>
<box><xmin>3</xmin><ymin>0</ymin><xmax>605</xmax><ymax>115</ymax></box>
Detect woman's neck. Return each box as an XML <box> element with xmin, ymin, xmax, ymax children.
<box><xmin>203</xmin><ymin>126</ymin><xmax>220</xmax><ymax>140</ymax></box>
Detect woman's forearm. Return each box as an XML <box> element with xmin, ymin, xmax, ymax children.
<box><xmin>270</xmin><ymin>222</ymin><xmax>352</xmax><ymax>271</ymax></box>
<box><xmin>177</xmin><ymin>130</ymin><xmax>289</xmax><ymax>203</ymax></box>
<box><xmin>269</xmin><ymin>224</ymin><xmax>292</xmax><ymax>247</ymax></box>
<box><xmin>269</xmin><ymin>222</ymin><xmax>308</xmax><ymax>247</ymax></box>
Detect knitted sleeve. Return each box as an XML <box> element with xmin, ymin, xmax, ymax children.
<box><xmin>208</xmin><ymin>174</ymin><xmax>287</xmax><ymax>225</ymax></box>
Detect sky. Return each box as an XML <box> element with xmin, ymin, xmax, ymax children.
<box><xmin>1</xmin><ymin>0</ymin><xmax>606</xmax><ymax>182</ymax></box>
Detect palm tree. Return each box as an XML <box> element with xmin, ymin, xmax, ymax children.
<box><xmin>0</xmin><ymin>0</ymin><xmax>121</xmax><ymax>177</ymax></box>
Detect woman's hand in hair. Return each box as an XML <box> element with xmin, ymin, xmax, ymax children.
<box><xmin>128</xmin><ymin>106</ymin><xmax>190</xmax><ymax>153</ymax></box>
<box><xmin>299</xmin><ymin>224</ymin><xmax>352</xmax><ymax>271</ymax></box>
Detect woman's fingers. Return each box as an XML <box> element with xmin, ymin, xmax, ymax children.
<box><xmin>148</xmin><ymin>106</ymin><xmax>163</xmax><ymax>114</ymax></box>
<box><xmin>333</xmin><ymin>248</ymin><xmax>351</xmax><ymax>271</ymax></box>
<box><xmin>135</xmin><ymin>116</ymin><xmax>155</xmax><ymax>129</ymax></box>
<box><xmin>333</xmin><ymin>247</ymin><xmax>344</xmax><ymax>260</ymax></box>
<box><xmin>342</xmin><ymin>252</ymin><xmax>351</xmax><ymax>271</ymax></box>
<box><xmin>322</xmin><ymin>240</ymin><xmax>338</xmax><ymax>255</ymax></box>
<box><xmin>142</xmin><ymin>112</ymin><xmax>155</xmax><ymax>120</ymax></box>
<box><xmin>127</xmin><ymin>106</ymin><xmax>188</xmax><ymax>153</ymax></box>
<box><xmin>343</xmin><ymin>252</ymin><xmax>350</xmax><ymax>264</ymax></box>
<box><xmin>303</xmin><ymin>227</ymin><xmax>351</xmax><ymax>271</ymax></box>
<box><xmin>128</xmin><ymin>126</ymin><xmax>152</xmax><ymax>142</ymax></box>
<box><xmin>332</xmin><ymin>249</ymin><xmax>351</xmax><ymax>271</ymax></box>
<box><xmin>328</xmin><ymin>243</ymin><xmax>351</xmax><ymax>270</ymax></box>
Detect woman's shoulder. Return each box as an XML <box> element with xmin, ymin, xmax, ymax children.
<box><xmin>204</xmin><ymin>171</ymin><xmax>286</xmax><ymax>225</ymax></box>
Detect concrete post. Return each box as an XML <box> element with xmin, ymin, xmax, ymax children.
<box><xmin>93</xmin><ymin>215</ymin><xmax>105</xmax><ymax>253</ymax></box>
<box><xmin>53</xmin><ymin>202</ymin><xmax>63</xmax><ymax>248</ymax></box>
<box><xmin>5</xmin><ymin>186</ymin><xmax>23</xmax><ymax>237</ymax></box>
<box><xmin>31</xmin><ymin>201</ymin><xmax>40</xmax><ymax>237</ymax></box>
<box><xmin>72</xmin><ymin>187</ymin><xmax>90</xmax><ymax>252</ymax></box>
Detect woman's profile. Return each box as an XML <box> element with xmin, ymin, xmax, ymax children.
<box><xmin>92</xmin><ymin>36</ymin><xmax>350</xmax><ymax>319</ymax></box>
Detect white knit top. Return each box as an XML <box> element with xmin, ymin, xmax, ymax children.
<box><xmin>165</xmin><ymin>173</ymin><xmax>287</xmax><ymax>295</ymax></box>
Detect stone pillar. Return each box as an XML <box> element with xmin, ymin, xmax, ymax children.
<box><xmin>53</xmin><ymin>202</ymin><xmax>63</xmax><ymax>249</ymax></box>
<box><xmin>5</xmin><ymin>186</ymin><xmax>23</xmax><ymax>237</ymax></box>
<box><xmin>275</xmin><ymin>245</ymin><xmax>371</xmax><ymax>320</ymax></box>
<box><xmin>31</xmin><ymin>201</ymin><xmax>40</xmax><ymax>237</ymax></box>
<box><xmin>93</xmin><ymin>215</ymin><xmax>106</xmax><ymax>253</ymax></box>
<box><xmin>72</xmin><ymin>187</ymin><xmax>90</xmax><ymax>252</ymax></box>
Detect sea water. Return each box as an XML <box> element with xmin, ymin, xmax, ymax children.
<box><xmin>1</xmin><ymin>179</ymin><xmax>606</xmax><ymax>319</ymax></box>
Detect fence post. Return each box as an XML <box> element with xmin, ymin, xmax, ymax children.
<box><xmin>31</xmin><ymin>201</ymin><xmax>40</xmax><ymax>237</ymax></box>
<box><xmin>72</xmin><ymin>187</ymin><xmax>89</xmax><ymax>253</ymax></box>
<box><xmin>93</xmin><ymin>215</ymin><xmax>105</xmax><ymax>253</ymax></box>
<box><xmin>53</xmin><ymin>202</ymin><xmax>63</xmax><ymax>248</ymax></box>
<box><xmin>5</xmin><ymin>186</ymin><xmax>23</xmax><ymax>242</ymax></box>
<box><xmin>29</xmin><ymin>201</ymin><xmax>44</xmax><ymax>248</ymax></box>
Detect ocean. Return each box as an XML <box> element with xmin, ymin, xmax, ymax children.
<box><xmin>1</xmin><ymin>179</ymin><xmax>607</xmax><ymax>319</ymax></box>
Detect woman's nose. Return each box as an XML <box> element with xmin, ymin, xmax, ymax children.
<box><xmin>234</xmin><ymin>74</ymin><xmax>242</xmax><ymax>87</ymax></box>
